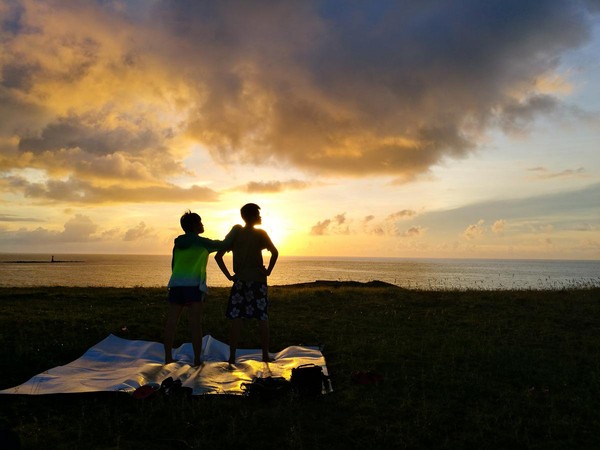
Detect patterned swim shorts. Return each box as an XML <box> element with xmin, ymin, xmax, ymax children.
<box><xmin>225</xmin><ymin>280</ymin><xmax>269</xmax><ymax>320</ymax></box>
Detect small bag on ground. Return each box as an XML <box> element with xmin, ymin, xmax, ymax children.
<box><xmin>291</xmin><ymin>364</ymin><xmax>327</xmax><ymax>396</ymax></box>
<box><xmin>241</xmin><ymin>376</ymin><xmax>291</xmax><ymax>400</ymax></box>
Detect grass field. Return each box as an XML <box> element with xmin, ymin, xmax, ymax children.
<box><xmin>1</xmin><ymin>284</ymin><xmax>599</xmax><ymax>449</ymax></box>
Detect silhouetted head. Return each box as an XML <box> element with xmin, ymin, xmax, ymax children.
<box><xmin>240</xmin><ymin>203</ymin><xmax>261</xmax><ymax>226</ymax></box>
<box><xmin>180</xmin><ymin>210</ymin><xmax>204</xmax><ymax>234</ymax></box>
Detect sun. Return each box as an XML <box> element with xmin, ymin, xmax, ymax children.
<box><xmin>259</xmin><ymin>212</ymin><xmax>288</xmax><ymax>250</ymax></box>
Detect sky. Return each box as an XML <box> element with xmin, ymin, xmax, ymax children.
<box><xmin>0</xmin><ymin>0</ymin><xmax>599</xmax><ymax>260</ymax></box>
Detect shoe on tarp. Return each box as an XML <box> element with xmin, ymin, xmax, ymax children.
<box><xmin>131</xmin><ymin>383</ymin><xmax>161</xmax><ymax>399</ymax></box>
<box><xmin>241</xmin><ymin>376</ymin><xmax>291</xmax><ymax>401</ymax></box>
<box><xmin>161</xmin><ymin>377</ymin><xmax>192</xmax><ymax>398</ymax></box>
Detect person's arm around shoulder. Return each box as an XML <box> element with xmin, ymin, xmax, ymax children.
<box><xmin>221</xmin><ymin>224</ymin><xmax>242</xmax><ymax>249</ymax></box>
<box><xmin>198</xmin><ymin>224</ymin><xmax>240</xmax><ymax>253</ymax></box>
<box><xmin>262</xmin><ymin>230</ymin><xmax>279</xmax><ymax>277</ymax></box>
<box><xmin>214</xmin><ymin>226</ymin><xmax>241</xmax><ymax>281</ymax></box>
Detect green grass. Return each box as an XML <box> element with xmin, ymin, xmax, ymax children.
<box><xmin>1</xmin><ymin>285</ymin><xmax>599</xmax><ymax>449</ymax></box>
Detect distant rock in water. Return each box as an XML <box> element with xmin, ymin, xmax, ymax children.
<box><xmin>282</xmin><ymin>280</ymin><xmax>400</xmax><ymax>289</ymax></box>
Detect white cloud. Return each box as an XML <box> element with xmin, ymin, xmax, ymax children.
<box><xmin>310</xmin><ymin>219</ymin><xmax>331</xmax><ymax>236</ymax></box>
<box><xmin>0</xmin><ymin>214</ymin><xmax>100</xmax><ymax>244</ymax></box>
<box><xmin>463</xmin><ymin>220</ymin><xmax>486</xmax><ymax>240</ymax></box>
<box><xmin>402</xmin><ymin>226</ymin><xmax>426</xmax><ymax>238</ymax></box>
<box><xmin>527</xmin><ymin>166</ymin><xmax>587</xmax><ymax>179</ymax></box>
<box><xmin>491</xmin><ymin>220</ymin><xmax>507</xmax><ymax>234</ymax></box>
<box><xmin>123</xmin><ymin>222</ymin><xmax>156</xmax><ymax>241</ymax></box>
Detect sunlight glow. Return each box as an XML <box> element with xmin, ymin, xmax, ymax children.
<box><xmin>259</xmin><ymin>212</ymin><xmax>289</xmax><ymax>252</ymax></box>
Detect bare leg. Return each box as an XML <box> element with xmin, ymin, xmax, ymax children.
<box><xmin>259</xmin><ymin>319</ymin><xmax>271</xmax><ymax>362</ymax></box>
<box><xmin>189</xmin><ymin>301</ymin><xmax>204</xmax><ymax>366</ymax></box>
<box><xmin>228</xmin><ymin>318</ymin><xmax>242</xmax><ymax>364</ymax></box>
<box><xmin>163</xmin><ymin>303</ymin><xmax>183</xmax><ymax>364</ymax></box>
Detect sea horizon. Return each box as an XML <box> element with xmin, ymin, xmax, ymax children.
<box><xmin>2</xmin><ymin>252</ymin><xmax>599</xmax><ymax>262</ymax></box>
<box><xmin>1</xmin><ymin>253</ymin><xmax>599</xmax><ymax>290</ymax></box>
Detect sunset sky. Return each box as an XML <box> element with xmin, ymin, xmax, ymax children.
<box><xmin>1</xmin><ymin>0</ymin><xmax>599</xmax><ymax>259</ymax></box>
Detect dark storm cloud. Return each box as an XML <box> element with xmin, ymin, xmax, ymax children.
<box><xmin>170</xmin><ymin>0</ymin><xmax>599</xmax><ymax>176</ymax></box>
<box><xmin>0</xmin><ymin>0</ymin><xmax>598</xmax><ymax>194</ymax></box>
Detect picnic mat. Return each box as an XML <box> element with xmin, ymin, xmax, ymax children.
<box><xmin>0</xmin><ymin>334</ymin><xmax>330</xmax><ymax>396</ymax></box>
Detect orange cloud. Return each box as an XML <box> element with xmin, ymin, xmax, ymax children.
<box><xmin>0</xmin><ymin>0</ymin><xmax>597</xmax><ymax>205</ymax></box>
<box><xmin>312</xmin><ymin>210</ymin><xmax>424</xmax><ymax>237</ymax></box>
<box><xmin>123</xmin><ymin>222</ymin><xmax>156</xmax><ymax>242</ymax></box>
<box><xmin>0</xmin><ymin>214</ymin><xmax>99</xmax><ymax>244</ymax></box>
<box><xmin>492</xmin><ymin>220</ymin><xmax>507</xmax><ymax>234</ymax></box>
<box><xmin>241</xmin><ymin>179</ymin><xmax>312</xmax><ymax>194</ymax></box>
<box><xmin>463</xmin><ymin>220</ymin><xmax>485</xmax><ymax>240</ymax></box>
<box><xmin>2</xmin><ymin>176</ymin><xmax>219</xmax><ymax>204</ymax></box>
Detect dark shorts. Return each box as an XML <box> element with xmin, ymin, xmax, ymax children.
<box><xmin>226</xmin><ymin>280</ymin><xmax>269</xmax><ymax>320</ymax></box>
<box><xmin>167</xmin><ymin>286</ymin><xmax>206</xmax><ymax>305</ymax></box>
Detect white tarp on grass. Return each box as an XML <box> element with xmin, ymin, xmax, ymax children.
<box><xmin>0</xmin><ymin>334</ymin><xmax>330</xmax><ymax>396</ymax></box>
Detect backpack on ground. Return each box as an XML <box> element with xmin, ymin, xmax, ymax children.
<box><xmin>290</xmin><ymin>364</ymin><xmax>328</xmax><ymax>396</ymax></box>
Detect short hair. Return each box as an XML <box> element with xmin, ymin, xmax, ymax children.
<box><xmin>240</xmin><ymin>203</ymin><xmax>260</xmax><ymax>222</ymax></box>
<box><xmin>180</xmin><ymin>210</ymin><xmax>201</xmax><ymax>232</ymax></box>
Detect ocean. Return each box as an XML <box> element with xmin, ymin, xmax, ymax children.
<box><xmin>0</xmin><ymin>253</ymin><xmax>599</xmax><ymax>290</ymax></box>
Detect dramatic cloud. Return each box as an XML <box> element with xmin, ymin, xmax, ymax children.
<box><xmin>1</xmin><ymin>0</ymin><xmax>598</xmax><ymax>206</ymax></box>
<box><xmin>498</xmin><ymin>95</ymin><xmax>560</xmax><ymax>134</ymax></box>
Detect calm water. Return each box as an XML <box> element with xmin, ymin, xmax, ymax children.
<box><xmin>1</xmin><ymin>253</ymin><xmax>599</xmax><ymax>290</ymax></box>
